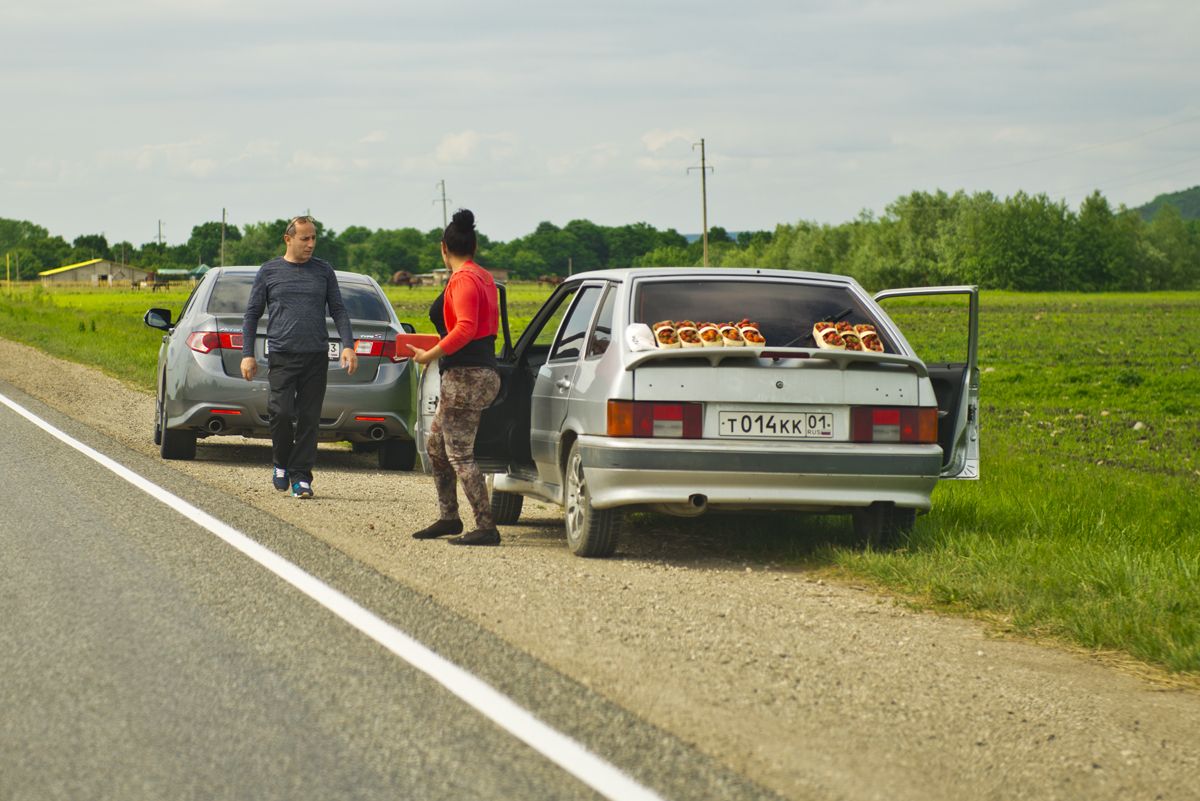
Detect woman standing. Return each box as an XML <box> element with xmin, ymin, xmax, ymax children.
<box><xmin>408</xmin><ymin>209</ymin><xmax>503</xmax><ymax>546</ymax></box>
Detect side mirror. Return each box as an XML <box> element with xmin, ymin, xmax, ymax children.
<box><xmin>144</xmin><ymin>308</ymin><xmax>172</xmax><ymax>331</ymax></box>
<box><xmin>400</xmin><ymin>321</ymin><xmax>416</xmax><ymax>334</ymax></box>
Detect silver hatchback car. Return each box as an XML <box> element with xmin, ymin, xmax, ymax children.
<box><xmin>145</xmin><ymin>266</ymin><xmax>420</xmax><ymax>469</ymax></box>
<box><xmin>418</xmin><ymin>268</ymin><xmax>980</xmax><ymax>556</ymax></box>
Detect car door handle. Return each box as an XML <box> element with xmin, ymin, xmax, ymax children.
<box><xmin>555</xmin><ymin>378</ymin><xmax>571</xmax><ymax>390</ymax></box>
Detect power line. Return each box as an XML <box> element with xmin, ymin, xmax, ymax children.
<box><xmin>1055</xmin><ymin>153</ymin><xmax>1200</xmax><ymax>197</ymax></box>
<box><xmin>970</xmin><ymin>113</ymin><xmax>1200</xmax><ymax>175</ymax></box>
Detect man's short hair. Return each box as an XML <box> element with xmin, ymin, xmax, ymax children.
<box><xmin>285</xmin><ymin>215</ymin><xmax>316</xmax><ymax>236</ymax></box>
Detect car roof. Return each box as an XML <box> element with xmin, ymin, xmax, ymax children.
<box><xmin>212</xmin><ymin>265</ymin><xmax>375</xmax><ymax>283</ymax></box>
<box><xmin>561</xmin><ymin>266</ymin><xmax>862</xmax><ymax>288</ymax></box>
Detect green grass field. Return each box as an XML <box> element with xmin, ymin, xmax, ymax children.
<box><xmin>1</xmin><ymin>281</ymin><xmax>1197</xmax><ymax>673</ymax></box>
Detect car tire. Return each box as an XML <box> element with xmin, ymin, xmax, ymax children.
<box><xmin>490</xmin><ymin>490</ymin><xmax>524</xmax><ymax>525</ymax></box>
<box><xmin>563</xmin><ymin>441</ymin><xmax>620</xmax><ymax>558</ymax></box>
<box><xmin>153</xmin><ymin>391</ymin><xmax>163</xmax><ymax>446</ymax></box>
<box><xmin>852</xmin><ymin>502</ymin><xmax>913</xmax><ymax>550</ymax></box>
<box><xmin>378</xmin><ymin>438</ymin><xmax>416</xmax><ymax>471</ymax></box>
<box><xmin>159</xmin><ymin>398</ymin><xmax>196</xmax><ymax>460</ymax></box>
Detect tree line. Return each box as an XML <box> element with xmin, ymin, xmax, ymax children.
<box><xmin>2</xmin><ymin>188</ymin><xmax>1197</xmax><ymax>291</ymax></box>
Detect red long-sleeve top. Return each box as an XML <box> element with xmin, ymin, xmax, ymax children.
<box><xmin>438</xmin><ymin>261</ymin><xmax>499</xmax><ymax>356</ymax></box>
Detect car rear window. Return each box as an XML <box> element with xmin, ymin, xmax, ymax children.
<box><xmin>632</xmin><ymin>278</ymin><xmax>882</xmax><ymax>349</ymax></box>
<box><xmin>207</xmin><ymin>273</ymin><xmax>392</xmax><ymax>321</ymax></box>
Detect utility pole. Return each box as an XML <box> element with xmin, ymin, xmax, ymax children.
<box><xmin>434</xmin><ymin>180</ymin><xmax>450</xmax><ymax>228</ymax></box>
<box><xmin>220</xmin><ymin>208</ymin><xmax>227</xmax><ymax>267</ymax></box>
<box><xmin>6</xmin><ymin>253</ymin><xmax>10</xmax><ymax>297</ymax></box>
<box><xmin>688</xmin><ymin>138</ymin><xmax>713</xmax><ymax>267</ymax></box>
<box><xmin>157</xmin><ymin>220</ymin><xmax>164</xmax><ymax>249</ymax></box>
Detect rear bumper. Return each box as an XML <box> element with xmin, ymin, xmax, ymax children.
<box><xmin>165</xmin><ymin>360</ymin><xmax>417</xmax><ymax>441</ymax></box>
<box><xmin>577</xmin><ymin>435</ymin><xmax>941</xmax><ymax>512</ymax></box>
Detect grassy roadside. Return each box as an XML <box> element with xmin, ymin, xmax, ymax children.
<box><xmin>1</xmin><ymin>283</ymin><xmax>1197</xmax><ymax>673</ymax></box>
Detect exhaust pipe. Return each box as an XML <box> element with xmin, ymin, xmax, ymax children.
<box><xmin>206</xmin><ymin>417</ymin><xmax>225</xmax><ymax>434</ymax></box>
<box><xmin>367</xmin><ymin>425</ymin><xmax>387</xmax><ymax>441</ymax></box>
<box><xmin>649</xmin><ymin>494</ymin><xmax>709</xmax><ymax>517</ymax></box>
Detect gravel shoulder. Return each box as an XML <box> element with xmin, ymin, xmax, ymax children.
<box><xmin>3</xmin><ymin>336</ymin><xmax>1198</xmax><ymax>801</ymax></box>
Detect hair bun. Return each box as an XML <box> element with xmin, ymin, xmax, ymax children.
<box><xmin>452</xmin><ymin>209</ymin><xmax>475</xmax><ymax>229</ymax></box>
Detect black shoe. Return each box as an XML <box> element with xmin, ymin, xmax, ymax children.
<box><xmin>448</xmin><ymin>528</ymin><xmax>501</xmax><ymax>546</ymax></box>
<box><xmin>412</xmin><ymin>519</ymin><xmax>463</xmax><ymax>540</ymax></box>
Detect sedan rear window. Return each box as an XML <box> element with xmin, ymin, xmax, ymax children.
<box><xmin>632</xmin><ymin>278</ymin><xmax>881</xmax><ymax>349</ymax></box>
<box><xmin>207</xmin><ymin>273</ymin><xmax>392</xmax><ymax>321</ymax></box>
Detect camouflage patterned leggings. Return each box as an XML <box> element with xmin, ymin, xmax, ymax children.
<box><xmin>426</xmin><ymin>367</ymin><xmax>501</xmax><ymax>529</ymax></box>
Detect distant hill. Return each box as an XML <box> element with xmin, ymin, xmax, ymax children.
<box><xmin>1134</xmin><ymin>185</ymin><xmax>1200</xmax><ymax>221</ymax></box>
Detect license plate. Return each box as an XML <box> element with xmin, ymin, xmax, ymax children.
<box><xmin>718</xmin><ymin>410</ymin><xmax>835</xmax><ymax>439</ymax></box>
<box><xmin>328</xmin><ymin>341</ymin><xmax>341</xmax><ymax>360</ymax></box>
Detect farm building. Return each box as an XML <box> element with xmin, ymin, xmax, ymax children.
<box><xmin>38</xmin><ymin>258</ymin><xmax>151</xmax><ymax>288</ymax></box>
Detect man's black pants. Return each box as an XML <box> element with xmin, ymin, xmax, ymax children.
<box><xmin>267</xmin><ymin>351</ymin><xmax>328</xmax><ymax>484</ymax></box>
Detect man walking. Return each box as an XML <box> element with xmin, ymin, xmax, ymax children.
<box><xmin>240</xmin><ymin>216</ymin><xmax>357</xmax><ymax>498</ymax></box>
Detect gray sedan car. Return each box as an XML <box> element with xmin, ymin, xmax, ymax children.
<box><xmin>418</xmin><ymin>267</ymin><xmax>980</xmax><ymax>556</ymax></box>
<box><xmin>145</xmin><ymin>266</ymin><xmax>419</xmax><ymax>469</ymax></box>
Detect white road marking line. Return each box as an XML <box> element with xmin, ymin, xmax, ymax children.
<box><xmin>0</xmin><ymin>392</ymin><xmax>667</xmax><ymax>801</ymax></box>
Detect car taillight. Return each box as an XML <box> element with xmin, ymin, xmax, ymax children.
<box><xmin>850</xmin><ymin>406</ymin><xmax>937</xmax><ymax>443</ymax></box>
<box><xmin>355</xmin><ymin>338</ymin><xmax>406</xmax><ymax>362</ymax></box>
<box><xmin>186</xmin><ymin>331</ymin><xmax>242</xmax><ymax>353</ymax></box>
<box><xmin>607</xmin><ymin>400</ymin><xmax>703</xmax><ymax>438</ymax></box>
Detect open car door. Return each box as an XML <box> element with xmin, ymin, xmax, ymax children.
<box><xmin>874</xmin><ymin>285</ymin><xmax>980</xmax><ymax>479</ymax></box>
<box><xmin>416</xmin><ymin>283</ymin><xmax>527</xmax><ymax>473</ymax></box>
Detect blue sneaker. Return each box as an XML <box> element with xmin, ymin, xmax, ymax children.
<box><xmin>291</xmin><ymin>480</ymin><xmax>313</xmax><ymax>499</ymax></box>
<box><xmin>272</xmin><ymin>466</ymin><xmax>288</xmax><ymax>491</ymax></box>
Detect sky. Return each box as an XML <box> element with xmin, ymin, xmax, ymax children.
<box><xmin>1</xmin><ymin>0</ymin><xmax>1198</xmax><ymax>248</ymax></box>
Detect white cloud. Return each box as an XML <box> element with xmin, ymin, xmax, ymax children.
<box><xmin>433</xmin><ymin>131</ymin><xmax>518</xmax><ymax>165</ymax></box>
<box><xmin>547</xmin><ymin>143</ymin><xmax>622</xmax><ymax>176</ymax></box>
<box><xmin>287</xmin><ymin>150</ymin><xmax>344</xmax><ymax>173</ymax></box>
<box><xmin>641</xmin><ymin>129</ymin><xmax>696</xmax><ymax>153</ymax></box>
<box><xmin>186</xmin><ymin>159</ymin><xmax>217</xmax><ymax>178</ymax></box>
<box><xmin>435</xmin><ymin>131</ymin><xmax>485</xmax><ymax>163</ymax></box>
<box><xmin>237</xmin><ymin>140</ymin><xmax>281</xmax><ymax>161</ymax></box>
<box><xmin>1</xmin><ymin>1</ymin><xmax>1198</xmax><ymax>243</ymax></box>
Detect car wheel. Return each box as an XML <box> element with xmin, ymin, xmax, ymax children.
<box><xmin>378</xmin><ymin>438</ymin><xmax>416</xmax><ymax>471</ymax></box>
<box><xmin>852</xmin><ymin>502</ymin><xmax>913</xmax><ymax>550</ymax></box>
<box><xmin>159</xmin><ymin>397</ymin><xmax>196</xmax><ymax>460</ymax></box>
<box><xmin>563</xmin><ymin>441</ymin><xmax>620</xmax><ymax>557</ymax></box>
<box><xmin>490</xmin><ymin>490</ymin><xmax>524</xmax><ymax>525</ymax></box>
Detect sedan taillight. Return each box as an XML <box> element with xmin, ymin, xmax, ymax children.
<box><xmin>850</xmin><ymin>406</ymin><xmax>937</xmax><ymax>443</ymax></box>
<box><xmin>186</xmin><ymin>331</ymin><xmax>242</xmax><ymax>353</ymax></box>
<box><xmin>607</xmin><ymin>400</ymin><xmax>703</xmax><ymax>438</ymax></box>
<box><xmin>355</xmin><ymin>339</ymin><xmax>406</xmax><ymax>362</ymax></box>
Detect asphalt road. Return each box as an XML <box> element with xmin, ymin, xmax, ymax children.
<box><xmin>0</xmin><ymin>384</ymin><xmax>776</xmax><ymax>801</ymax></box>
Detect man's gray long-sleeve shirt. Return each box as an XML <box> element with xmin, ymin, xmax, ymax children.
<box><xmin>241</xmin><ymin>256</ymin><xmax>355</xmax><ymax>356</ymax></box>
